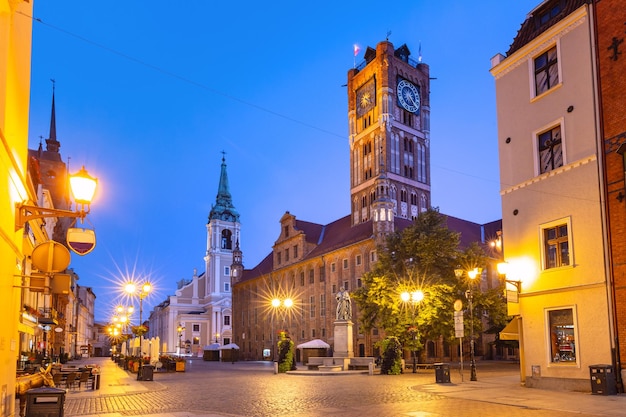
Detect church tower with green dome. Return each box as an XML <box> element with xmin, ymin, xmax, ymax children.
<box><xmin>203</xmin><ymin>154</ymin><xmax>240</xmax><ymax>345</ymax></box>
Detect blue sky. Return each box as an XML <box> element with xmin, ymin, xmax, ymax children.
<box><xmin>26</xmin><ymin>1</ymin><xmax>539</xmax><ymax>321</ymax></box>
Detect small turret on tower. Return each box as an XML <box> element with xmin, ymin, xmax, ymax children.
<box><xmin>371</xmin><ymin>148</ymin><xmax>394</xmax><ymax>245</ymax></box>
<box><xmin>231</xmin><ymin>239</ymin><xmax>244</xmax><ymax>285</ymax></box>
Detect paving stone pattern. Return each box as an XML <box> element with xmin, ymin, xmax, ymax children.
<box><xmin>62</xmin><ymin>359</ymin><xmax>620</xmax><ymax>417</ymax></box>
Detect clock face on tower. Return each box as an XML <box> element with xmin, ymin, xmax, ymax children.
<box><xmin>397</xmin><ymin>78</ymin><xmax>420</xmax><ymax>114</ymax></box>
<box><xmin>356</xmin><ymin>78</ymin><xmax>376</xmax><ymax>118</ymax></box>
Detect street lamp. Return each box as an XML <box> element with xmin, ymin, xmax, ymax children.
<box><xmin>455</xmin><ymin>267</ymin><xmax>482</xmax><ymax>381</ymax></box>
<box><xmin>400</xmin><ymin>290</ymin><xmax>424</xmax><ymax>373</ymax></box>
<box><xmin>270</xmin><ymin>298</ymin><xmax>293</xmax><ymax>361</ymax></box>
<box><xmin>497</xmin><ymin>261</ymin><xmax>521</xmax><ymax>300</ymax></box>
<box><xmin>177</xmin><ymin>324</ymin><xmax>185</xmax><ymax>356</ymax></box>
<box><xmin>15</xmin><ymin>166</ymin><xmax>97</xmax><ymax>230</ymax></box>
<box><xmin>124</xmin><ymin>281</ymin><xmax>152</xmax><ymax>380</ymax></box>
<box><xmin>113</xmin><ymin>305</ymin><xmax>134</xmax><ymax>357</ymax></box>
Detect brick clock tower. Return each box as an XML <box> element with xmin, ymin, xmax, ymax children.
<box><xmin>347</xmin><ymin>40</ymin><xmax>431</xmax><ymax>240</ymax></box>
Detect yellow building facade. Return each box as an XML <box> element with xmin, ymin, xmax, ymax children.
<box><xmin>1</xmin><ymin>0</ymin><xmax>34</xmax><ymax>415</ymax></box>
<box><xmin>491</xmin><ymin>1</ymin><xmax>613</xmax><ymax>390</ymax></box>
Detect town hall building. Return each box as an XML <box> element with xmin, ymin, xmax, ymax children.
<box><xmin>230</xmin><ymin>40</ymin><xmax>502</xmax><ymax>361</ymax></box>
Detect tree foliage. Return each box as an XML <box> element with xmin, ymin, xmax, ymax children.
<box><xmin>353</xmin><ymin>208</ymin><xmax>508</xmax><ymax>357</ymax></box>
<box><xmin>380</xmin><ymin>336</ymin><xmax>403</xmax><ymax>375</ymax></box>
<box><xmin>277</xmin><ymin>331</ymin><xmax>296</xmax><ymax>373</ymax></box>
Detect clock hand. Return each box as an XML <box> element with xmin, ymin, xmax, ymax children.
<box><xmin>405</xmin><ymin>92</ymin><xmax>418</xmax><ymax>108</ymax></box>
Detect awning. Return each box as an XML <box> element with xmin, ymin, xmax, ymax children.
<box><xmin>18</xmin><ymin>322</ymin><xmax>35</xmax><ymax>335</ymax></box>
<box><xmin>219</xmin><ymin>343</ymin><xmax>240</xmax><ymax>350</ymax></box>
<box><xmin>203</xmin><ymin>343</ymin><xmax>220</xmax><ymax>350</ymax></box>
<box><xmin>297</xmin><ymin>339</ymin><xmax>330</xmax><ymax>349</ymax></box>
<box><xmin>500</xmin><ymin>318</ymin><xmax>519</xmax><ymax>341</ymax></box>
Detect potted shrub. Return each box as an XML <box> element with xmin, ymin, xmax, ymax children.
<box><xmin>277</xmin><ymin>331</ymin><xmax>296</xmax><ymax>373</ymax></box>
<box><xmin>175</xmin><ymin>356</ymin><xmax>186</xmax><ymax>372</ymax></box>
<box><xmin>380</xmin><ymin>336</ymin><xmax>403</xmax><ymax>375</ymax></box>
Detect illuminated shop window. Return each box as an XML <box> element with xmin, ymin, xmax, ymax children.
<box><xmin>548</xmin><ymin>307</ymin><xmax>577</xmax><ymax>363</ymax></box>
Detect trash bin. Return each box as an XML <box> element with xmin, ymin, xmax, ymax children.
<box><xmin>590</xmin><ymin>364</ymin><xmax>617</xmax><ymax>395</ymax></box>
<box><xmin>140</xmin><ymin>365</ymin><xmax>154</xmax><ymax>381</ymax></box>
<box><xmin>25</xmin><ymin>386</ymin><xmax>65</xmax><ymax>417</ymax></box>
<box><xmin>434</xmin><ymin>363</ymin><xmax>450</xmax><ymax>383</ymax></box>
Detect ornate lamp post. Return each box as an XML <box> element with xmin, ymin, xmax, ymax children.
<box><xmin>455</xmin><ymin>267</ymin><xmax>482</xmax><ymax>381</ymax></box>
<box><xmin>113</xmin><ymin>305</ymin><xmax>134</xmax><ymax>357</ymax></box>
<box><xmin>124</xmin><ymin>281</ymin><xmax>152</xmax><ymax>380</ymax></box>
<box><xmin>400</xmin><ymin>290</ymin><xmax>424</xmax><ymax>373</ymax></box>
<box><xmin>270</xmin><ymin>298</ymin><xmax>293</xmax><ymax>361</ymax></box>
<box><xmin>15</xmin><ymin>166</ymin><xmax>98</xmax><ymax>229</ymax></box>
<box><xmin>177</xmin><ymin>324</ymin><xmax>185</xmax><ymax>356</ymax></box>
<box><xmin>106</xmin><ymin>325</ymin><xmax>120</xmax><ymax>357</ymax></box>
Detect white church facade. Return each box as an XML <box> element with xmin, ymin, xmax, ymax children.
<box><xmin>147</xmin><ymin>156</ymin><xmax>238</xmax><ymax>355</ymax></box>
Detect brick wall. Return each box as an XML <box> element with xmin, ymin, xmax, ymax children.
<box><xmin>597</xmin><ymin>0</ymin><xmax>626</xmax><ymax>370</ymax></box>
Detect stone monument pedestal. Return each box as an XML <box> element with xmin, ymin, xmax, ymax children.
<box><xmin>333</xmin><ymin>319</ymin><xmax>354</xmax><ymax>358</ymax></box>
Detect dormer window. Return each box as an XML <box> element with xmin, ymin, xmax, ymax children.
<box><xmin>537</xmin><ymin>3</ymin><xmax>561</xmax><ymax>28</ymax></box>
<box><xmin>394</xmin><ymin>44</ymin><xmax>410</xmax><ymax>63</ymax></box>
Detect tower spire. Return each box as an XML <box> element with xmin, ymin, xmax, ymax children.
<box><xmin>209</xmin><ymin>153</ymin><xmax>239</xmax><ymax>222</ymax></box>
<box><xmin>46</xmin><ymin>79</ymin><xmax>60</xmax><ymax>153</ymax></box>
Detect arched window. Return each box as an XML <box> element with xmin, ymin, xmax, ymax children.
<box><xmin>221</xmin><ymin>229</ymin><xmax>233</xmax><ymax>250</ymax></box>
<box><xmin>417</xmin><ymin>143</ymin><xmax>427</xmax><ymax>183</ymax></box>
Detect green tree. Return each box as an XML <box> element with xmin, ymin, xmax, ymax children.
<box><xmin>455</xmin><ymin>242</ymin><xmax>509</xmax><ymax>340</ymax></box>
<box><xmin>353</xmin><ymin>208</ymin><xmax>507</xmax><ymax>359</ymax></box>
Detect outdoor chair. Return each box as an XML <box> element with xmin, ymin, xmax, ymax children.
<box><xmin>52</xmin><ymin>372</ymin><xmax>64</xmax><ymax>388</ymax></box>
<box><xmin>64</xmin><ymin>372</ymin><xmax>78</xmax><ymax>389</ymax></box>
<box><xmin>78</xmin><ymin>370</ymin><xmax>92</xmax><ymax>389</ymax></box>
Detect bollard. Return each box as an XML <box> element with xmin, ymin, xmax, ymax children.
<box><xmin>273</xmin><ymin>361</ymin><xmax>278</xmax><ymax>375</ymax></box>
<box><xmin>368</xmin><ymin>362</ymin><xmax>374</xmax><ymax>376</ymax></box>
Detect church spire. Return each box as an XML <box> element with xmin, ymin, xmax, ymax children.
<box><xmin>46</xmin><ymin>79</ymin><xmax>60</xmax><ymax>153</ymax></box>
<box><xmin>209</xmin><ymin>152</ymin><xmax>239</xmax><ymax>222</ymax></box>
